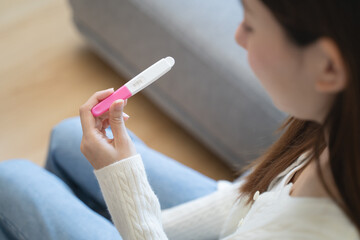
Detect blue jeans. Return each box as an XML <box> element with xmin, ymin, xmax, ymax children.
<box><xmin>0</xmin><ymin>117</ymin><xmax>219</xmax><ymax>240</ymax></box>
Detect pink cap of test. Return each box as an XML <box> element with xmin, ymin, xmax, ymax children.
<box><xmin>91</xmin><ymin>86</ymin><xmax>132</xmax><ymax>117</ymax></box>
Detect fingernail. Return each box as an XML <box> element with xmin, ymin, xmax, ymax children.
<box><xmin>108</xmin><ymin>87</ymin><xmax>114</xmax><ymax>91</ymax></box>
<box><xmin>123</xmin><ymin>112</ymin><xmax>130</xmax><ymax>118</ymax></box>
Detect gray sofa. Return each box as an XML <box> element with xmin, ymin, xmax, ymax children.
<box><xmin>67</xmin><ymin>0</ymin><xmax>288</xmax><ymax>170</ymax></box>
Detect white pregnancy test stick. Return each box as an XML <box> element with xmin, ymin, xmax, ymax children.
<box><xmin>91</xmin><ymin>56</ymin><xmax>175</xmax><ymax>117</ymax></box>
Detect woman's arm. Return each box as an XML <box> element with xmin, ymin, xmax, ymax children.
<box><xmin>79</xmin><ymin>89</ymin><xmax>166</xmax><ymax>239</ymax></box>
<box><xmin>79</xmin><ymin>90</ymin><xmax>249</xmax><ymax>239</ymax></box>
<box><xmin>94</xmin><ymin>154</ymin><xmax>168</xmax><ymax>239</ymax></box>
<box><xmin>94</xmin><ymin>153</ymin><xmax>247</xmax><ymax>240</ymax></box>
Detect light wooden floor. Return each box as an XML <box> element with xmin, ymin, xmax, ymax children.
<box><xmin>0</xmin><ymin>0</ymin><xmax>235</xmax><ymax>181</ymax></box>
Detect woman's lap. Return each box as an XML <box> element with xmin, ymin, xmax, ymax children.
<box><xmin>0</xmin><ymin>116</ymin><xmax>218</xmax><ymax>239</ymax></box>
<box><xmin>0</xmin><ymin>159</ymin><xmax>121</xmax><ymax>240</ymax></box>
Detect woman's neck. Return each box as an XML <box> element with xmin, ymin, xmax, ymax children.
<box><xmin>289</xmin><ymin>147</ymin><xmax>343</xmax><ymax>204</ymax></box>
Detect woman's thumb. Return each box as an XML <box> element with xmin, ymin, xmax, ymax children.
<box><xmin>109</xmin><ymin>99</ymin><xmax>126</xmax><ymax>141</ymax></box>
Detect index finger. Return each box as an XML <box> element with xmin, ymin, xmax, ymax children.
<box><xmin>79</xmin><ymin>88</ymin><xmax>114</xmax><ymax>136</ymax></box>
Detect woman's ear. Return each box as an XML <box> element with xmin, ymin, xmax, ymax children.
<box><xmin>315</xmin><ymin>37</ymin><xmax>347</xmax><ymax>94</ymax></box>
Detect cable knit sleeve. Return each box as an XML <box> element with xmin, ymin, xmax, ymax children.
<box><xmin>94</xmin><ymin>153</ymin><xmax>168</xmax><ymax>240</ymax></box>
<box><xmin>94</xmin><ymin>153</ymin><xmax>245</xmax><ymax>240</ymax></box>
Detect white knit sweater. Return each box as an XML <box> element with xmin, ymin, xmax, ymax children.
<box><xmin>94</xmin><ymin>151</ymin><xmax>359</xmax><ymax>240</ymax></box>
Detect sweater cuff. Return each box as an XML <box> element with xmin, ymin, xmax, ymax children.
<box><xmin>93</xmin><ymin>153</ymin><xmax>142</xmax><ymax>178</ymax></box>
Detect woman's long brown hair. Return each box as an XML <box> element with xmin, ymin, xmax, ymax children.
<box><xmin>236</xmin><ymin>0</ymin><xmax>360</xmax><ymax>230</ymax></box>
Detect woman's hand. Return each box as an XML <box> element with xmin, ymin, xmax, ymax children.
<box><xmin>79</xmin><ymin>88</ymin><xmax>138</xmax><ymax>170</ymax></box>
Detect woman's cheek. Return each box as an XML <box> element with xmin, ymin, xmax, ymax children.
<box><xmin>247</xmin><ymin>45</ymin><xmax>282</xmax><ymax>102</ymax></box>
<box><xmin>247</xmin><ymin>45</ymin><xmax>270</xmax><ymax>84</ymax></box>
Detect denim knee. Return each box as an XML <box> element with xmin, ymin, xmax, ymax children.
<box><xmin>0</xmin><ymin>159</ymin><xmax>33</xmax><ymax>182</ymax></box>
<box><xmin>0</xmin><ymin>159</ymin><xmax>40</xmax><ymax>199</ymax></box>
<box><xmin>46</xmin><ymin>117</ymin><xmax>83</xmax><ymax>160</ymax></box>
<box><xmin>50</xmin><ymin>117</ymin><xmax>82</xmax><ymax>143</ymax></box>
<box><xmin>0</xmin><ymin>159</ymin><xmax>72</xmax><ymax>201</ymax></box>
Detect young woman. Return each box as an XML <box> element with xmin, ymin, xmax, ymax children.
<box><xmin>0</xmin><ymin>0</ymin><xmax>358</xmax><ymax>239</ymax></box>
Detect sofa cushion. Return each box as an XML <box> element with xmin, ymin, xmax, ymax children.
<box><xmin>68</xmin><ymin>0</ymin><xmax>288</xmax><ymax>169</ymax></box>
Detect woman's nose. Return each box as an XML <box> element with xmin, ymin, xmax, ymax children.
<box><xmin>235</xmin><ymin>22</ymin><xmax>247</xmax><ymax>50</ymax></box>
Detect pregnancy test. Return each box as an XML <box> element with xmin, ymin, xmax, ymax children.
<box><xmin>91</xmin><ymin>56</ymin><xmax>175</xmax><ymax>117</ymax></box>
